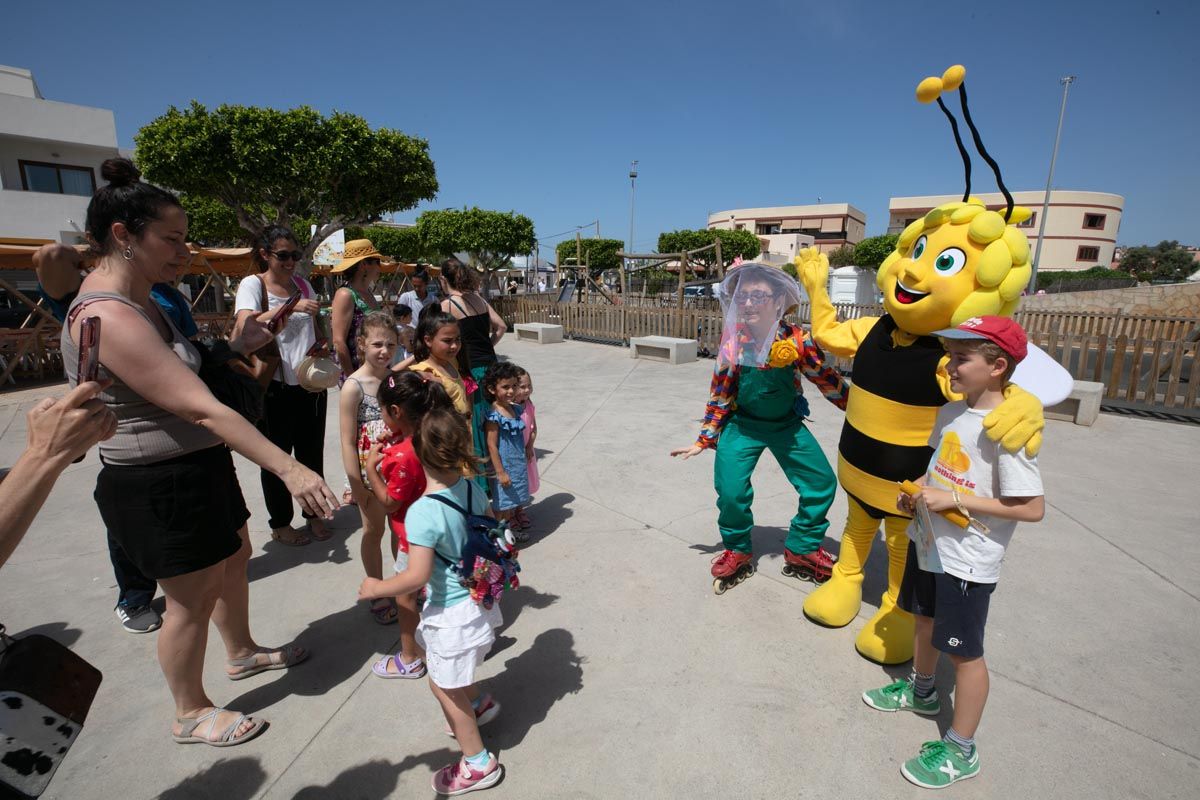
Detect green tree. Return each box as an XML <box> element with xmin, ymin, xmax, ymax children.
<box><xmin>656</xmin><ymin>229</ymin><xmax>760</xmax><ymax>269</ymax></box>
<box><xmin>1117</xmin><ymin>241</ymin><xmax>1196</xmax><ymax>283</ymax></box>
<box><xmin>827</xmin><ymin>244</ymin><xmax>857</xmax><ymax>267</ymax></box>
<box><xmin>852</xmin><ymin>234</ymin><xmax>900</xmax><ymax>270</ymax></box>
<box><xmin>343</xmin><ymin>225</ymin><xmax>433</xmax><ymax>263</ymax></box>
<box><xmin>554</xmin><ymin>239</ymin><xmax>625</xmax><ymax>273</ymax></box>
<box><xmin>416</xmin><ymin>208</ymin><xmax>536</xmax><ymax>296</ymax></box>
<box><xmin>135</xmin><ymin>101</ymin><xmax>437</xmax><ymax>266</ymax></box>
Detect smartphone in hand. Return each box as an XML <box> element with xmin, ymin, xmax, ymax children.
<box><xmin>78</xmin><ymin>316</ymin><xmax>101</xmax><ymax>382</ymax></box>
<box><xmin>265</xmin><ymin>292</ymin><xmax>302</xmax><ymax>334</ymax></box>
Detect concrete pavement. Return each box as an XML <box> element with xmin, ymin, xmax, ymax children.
<box><xmin>1</xmin><ymin>337</ymin><xmax>1197</xmax><ymax>799</ymax></box>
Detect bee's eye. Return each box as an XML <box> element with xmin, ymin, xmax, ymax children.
<box><xmin>911</xmin><ymin>235</ymin><xmax>927</xmax><ymax>260</ymax></box>
<box><xmin>933</xmin><ymin>247</ymin><xmax>967</xmax><ymax>276</ymax></box>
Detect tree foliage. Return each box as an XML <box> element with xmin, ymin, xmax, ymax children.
<box><xmin>135</xmin><ymin>101</ymin><xmax>437</xmax><ymax>264</ymax></box>
<box><xmin>852</xmin><ymin>234</ymin><xmax>900</xmax><ymax>270</ymax></box>
<box><xmin>343</xmin><ymin>225</ymin><xmax>433</xmax><ymax>263</ymax></box>
<box><xmin>655</xmin><ymin>229</ymin><xmax>761</xmax><ymax>268</ymax></box>
<box><xmin>554</xmin><ymin>239</ymin><xmax>626</xmax><ymax>273</ymax></box>
<box><xmin>416</xmin><ymin>208</ymin><xmax>536</xmax><ymax>295</ymax></box>
<box><xmin>179</xmin><ymin>194</ymin><xmax>249</xmax><ymax>247</ymax></box>
<box><xmin>827</xmin><ymin>244</ymin><xmax>857</xmax><ymax>267</ymax></box>
<box><xmin>1116</xmin><ymin>241</ymin><xmax>1196</xmax><ymax>283</ymax></box>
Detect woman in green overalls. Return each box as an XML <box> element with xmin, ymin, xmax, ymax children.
<box><xmin>670</xmin><ymin>263</ymin><xmax>849</xmax><ymax>593</ymax></box>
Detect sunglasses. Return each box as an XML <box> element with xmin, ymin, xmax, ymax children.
<box><xmin>733</xmin><ymin>290</ymin><xmax>776</xmax><ymax>306</ymax></box>
<box><xmin>269</xmin><ymin>249</ymin><xmax>304</xmax><ymax>262</ymax></box>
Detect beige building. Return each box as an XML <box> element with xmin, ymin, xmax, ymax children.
<box><xmin>707</xmin><ymin>203</ymin><xmax>867</xmax><ymax>256</ymax></box>
<box><xmin>888</xmin><ymin>190</ymin><xmax>1124</xmax><ymax>273</ymax></box>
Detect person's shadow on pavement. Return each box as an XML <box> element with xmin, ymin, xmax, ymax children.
<box><xmin>521</xmin><ymin>491</ymin><xmax>574</xmax><ymax>546</ymax></box>
<box><xmin>222</xmin><ymin>603</ymin><xmax>395</xmax><ymax>715</ymax></box>
<box><xmin>481</xmin><ymin>628</ymin><xmax>583</xmax><ymax>755</ymax></box>
<box><xmin>485</xmin><ymin>584</ymin><xmax>560</xmax><ymax>662</ymax></box>
<box><xmin>155</xmin><ymin>756</ymin><xmax>267</xmax><ymax>800</ymax></box>
<box><xmin>289</xmin><ymin>749</ymin><xmax>459</xmax><ymax>799</ymax></box>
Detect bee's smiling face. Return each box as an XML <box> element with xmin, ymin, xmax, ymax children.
<box><xmin>879</xmin><ymin>222</ymin><xmax>984</xmax><ymax>336</ymax></box>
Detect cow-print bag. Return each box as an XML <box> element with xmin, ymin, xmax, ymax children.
<box><xmin>0</xmin><ymin>624</ymin><xmax>102</xmax><ymax>798</ymax></box>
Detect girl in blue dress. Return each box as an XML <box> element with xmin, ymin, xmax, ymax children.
<box><xmin>482</xmin><ymin>361</ymin><xmax>532</xmax><ymax>540</ymax></box>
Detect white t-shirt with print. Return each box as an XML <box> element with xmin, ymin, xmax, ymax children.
<box><xmin>915</xmin><ymin>401</ymin><xmax>1043</xmax><ymax>583</ymax></box>
<box><xmin>234</xmin><ymin>274</ymin><xmax>317</xmax><ymax>386</ymax></box>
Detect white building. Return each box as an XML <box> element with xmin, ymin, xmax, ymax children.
<box><xmin>0</xmin><ymin>65</ymin><xmax>121</xmax><ymax>243</ymax></box>
<box><xmin>888</xmin><ymin>190</ymin><xmax>1124</xmax><ymax>273</ymax></box>
<box><xmin>708</xmin><ymin>203</ymin><xmax>867</xmax><ymax>255</ymax></box>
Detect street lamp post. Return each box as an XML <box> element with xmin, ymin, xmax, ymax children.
<box><xmin>628</xmin><ymin>161</ymin><xmax>638</xmax><ymax>259</ymax></box>
<box><xmin>1030</xmin><ymin>75</ymin><xmax>1076</xmax><ymax>291</ymax></box>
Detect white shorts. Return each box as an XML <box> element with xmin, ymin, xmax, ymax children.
<box><xmin>417</xmin><ymin>599</ymin><xmax>502</xmax><ymax>689</ymax></box>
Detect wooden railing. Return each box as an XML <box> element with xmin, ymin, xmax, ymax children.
<box><xmin>492</xmin><ymin>296</ymin><xmax>1200</xmax><ymax>412</ymax></box>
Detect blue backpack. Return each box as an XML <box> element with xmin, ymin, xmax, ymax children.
<box><xmin>427</xmin><ymin>483</ymin><xmax>521</xmax><ymax>609</ymax></box>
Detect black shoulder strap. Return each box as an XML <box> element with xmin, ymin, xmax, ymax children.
<box><xmin>427</xmin><ymin>490</ymin><xmax>468</xmax><ymax>517</ymax></box>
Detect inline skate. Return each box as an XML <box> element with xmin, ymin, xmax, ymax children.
<box><xmin>710</xmin><ymin>550</ymin><xmax>754</xmax><ymax>594</ymax></box>
<box><xmin>781</xmin><ymin>546</ymin><xmax>836</xmax><ymax>584</ymax></box>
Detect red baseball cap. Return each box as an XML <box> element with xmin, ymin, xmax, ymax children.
<box><xmin>934</xmin><ymin>315</ymin><xmax>1028</xmax><ymax>363</ymax></box>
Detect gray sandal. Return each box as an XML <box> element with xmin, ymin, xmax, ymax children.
<box><xmin>227</xmin><ymin>643</ymin><xmax>308</xmax><ymax>681</ymax></box>
<box><xmin>172</xmin><ymin>707</ymin><xmax>267</xmax><ymax>747</ymax></box>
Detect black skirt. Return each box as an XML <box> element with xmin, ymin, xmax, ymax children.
<box><xmin>94</xmin><ymin>445</ymin><xmax>250</xmax><ymax>579</ymax></box>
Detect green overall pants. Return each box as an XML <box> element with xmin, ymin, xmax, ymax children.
<box><xmin>713</xmin><ymin>364</ymin><xmax>837</xmax><ymax>555</ymax></box>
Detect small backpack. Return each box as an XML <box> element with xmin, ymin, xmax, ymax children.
<box><xmin>428</xmin><ymin>483</ymin><xmax>521</xmax><ymax>609</ymax></box>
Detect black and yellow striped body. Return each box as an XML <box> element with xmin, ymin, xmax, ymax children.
<box><xmin>838</xmin><ymin>315</ymin><xmax>946</xmax><ymax>518</ymax></box>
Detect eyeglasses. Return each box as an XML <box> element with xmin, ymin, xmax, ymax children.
<box><xmin>733</xmin><ymin>290</ymin><xmax>775</xmax><ymax>306</ymax></box>
<box><xmin>269</xmin><ymin>249</ymin><xmax>304</xmax><ymax>262</ymax></box>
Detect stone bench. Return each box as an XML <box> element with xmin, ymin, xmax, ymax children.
<box><xmin>1045</xmin><ymin>380</ymin><xmax>1103</xmax><ymax>426</ymax></box>
<box><xmin>513</xmin><ymin>322</ymin><xmax>564</xmax><ymax>344</ymax></box>
<box><xmin>630</xmin><ymin>335</ymin><xmax>697</xmax><ymax>365</ymax></box>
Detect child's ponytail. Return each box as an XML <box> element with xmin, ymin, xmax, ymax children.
<box><xmin>378</xmin><ymin>370</ymin><xmax>455</xmax><ymax>419</ymax></box>
<box><xmin>411</xmin><ymin>408</ymin><xmax>482</xmax><ymax>476</ymax></box>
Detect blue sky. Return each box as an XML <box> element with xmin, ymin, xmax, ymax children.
<box><xmin>7</xmin><ymin>0</ymin><xmax>1198</xmax><ymax>253</ymax></box>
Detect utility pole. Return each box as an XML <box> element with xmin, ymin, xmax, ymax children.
<box><xmin>1030</xmin><ymin>75</ymin><xmax>1076</xmax><ymax>290</ymax></box>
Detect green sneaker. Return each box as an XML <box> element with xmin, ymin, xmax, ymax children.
<box><xmin>862</xmin><ymin>679</ymin><xmax>940</xmax><ymax>715</ymax></box>
<box><xmin>901</xmin><ymin>740</ymin><xmax>979</xmax><ymax>789</ymax></box>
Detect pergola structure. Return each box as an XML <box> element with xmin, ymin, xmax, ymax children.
<box><xmin>0</xmin><ymin>236</ymin><xmax>427</xmax><ymax>385</ymax></box>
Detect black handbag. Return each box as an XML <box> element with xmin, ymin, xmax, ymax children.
<box><xmin>0</xmin><ymin>625</ymin><xmax>102</xmax><ymax>798</ymax></box>
<box><xmin>195</xmin><ymin>339</ymin><xmax>266</xmax><ymax>425</ymax></box>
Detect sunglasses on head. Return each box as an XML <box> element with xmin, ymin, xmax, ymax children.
<box><xmin>269</xmin><ymin>249</ymin><xmax>304</xmax><ymax>262</ymax></box>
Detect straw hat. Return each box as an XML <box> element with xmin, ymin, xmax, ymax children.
<box><xmin>296</xmin><ymin>353</ymin><xmax>341</xmax><ymax>391</ymax></box>
<box><xmin>331</xmin><ymin>239</ymin><xmax>384</xmax><ymax>273</ymax></box>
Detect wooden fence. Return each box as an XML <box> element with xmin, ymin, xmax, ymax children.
<box><xmin>493</xmin><ymin>296</ymin><xmax>1200</xmax><ymax>413</ymax></box>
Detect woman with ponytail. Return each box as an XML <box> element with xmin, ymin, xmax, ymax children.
<box><xmin>64</xmin><ymin>158</ymin><xmax>338</xmax><ymax>747</ymax></box>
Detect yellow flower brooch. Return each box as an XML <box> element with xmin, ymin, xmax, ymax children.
<box><xmin>767</xmin><ymin>338</ymin><xmax>799</xmax><ymax>368</ymax></box>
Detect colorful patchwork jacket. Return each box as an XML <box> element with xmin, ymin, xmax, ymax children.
<box><xmin>695</xmin><ymin>322</ymin><xmax>849</xmax><ymax>449</ymax></box>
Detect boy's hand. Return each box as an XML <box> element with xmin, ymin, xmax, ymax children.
<box><xmin>670</xmin><ymin>444</ymin><xmax>705</xmax><ymax>460</ymax></box>
<box><xmin>920</xmin><ymin>487</ymin><xmax>956</xmax><ymax>513</ymax></box>
<box><xmin>358</xmin><ymin>577</ymin><xmax>383</xmax><ymax>601</ymax></box>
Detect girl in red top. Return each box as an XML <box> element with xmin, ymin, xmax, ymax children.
<box><xmin>363</xmin><ymin>371</ymin><xmax>456</xmax><ymax>679</ymax></box>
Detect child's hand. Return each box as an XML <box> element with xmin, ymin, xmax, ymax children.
<box><xmin>896</xmin><ymin>490</ymin><xmax>915</xmax><ymax>514</ymax></box>
<box><xmin>670</xmin><ymin>444</ymin><xmax>705</xmax><ymax>460</ymax></box>
<box><xmin>498</xmin><ymin>470</ymin><xmax>512</xmax><ymax>487</ymax></box>
<box><xmin>366</xmin><ymin>440</ymin><xmax>385</xmax><ymax>471</ymax></box>
<box><xmin>524</xmin><ymin>444</ymin><xmax>535</xmax><ymax>462</ymax></box>
<box><xmin>358</xmin><ymin>577</ymin><xmax>383</xmax><ymax>600</ymax></box>
<box><xmin>920</xmin><ymin>487</ymin><xmax>956</xmax><ymax>513</ymax></box>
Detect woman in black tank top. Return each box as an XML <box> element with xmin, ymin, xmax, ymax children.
<box><xmin>437</xmin><ymin>258</ymin><xmax>508</xmax><ymax>479</ymax></box>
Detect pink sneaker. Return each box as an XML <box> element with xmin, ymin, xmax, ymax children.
<box><xmin>432</xmin><ymin>754</ymin><xmax>503</xmax><ymax>795</ymax></box>
<box><xmin>445</xmin><ymin>694</ymin><xmax>500</xmax><ymax>737</ymax></box>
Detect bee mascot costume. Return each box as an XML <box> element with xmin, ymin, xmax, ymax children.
<box><xmin>797</xmin><ymin>65</ymin><xmax>1067</xmax><ymax>664</ymax></box>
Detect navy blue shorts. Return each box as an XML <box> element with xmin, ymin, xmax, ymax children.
<box><xmin>897</xmin><ymin>540</ymin><xmax>996</xmax><ymax>658</ymax></box>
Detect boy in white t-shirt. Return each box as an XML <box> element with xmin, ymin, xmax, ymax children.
<box><xmin>861</xmin><ymin>316</ymin><xmax>1045</xmax><ymax>790</ymax></box>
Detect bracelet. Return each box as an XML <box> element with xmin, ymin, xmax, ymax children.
<box><xmin>951</xmin><ymin>487</ymin><xmax>969</xmax><ymax>518</ymax></box>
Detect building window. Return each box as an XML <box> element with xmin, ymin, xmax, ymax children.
<box><xmin>1077</xmin><ymin>246</ymin><xmax>1100</xmax><ymax>262</ymax></box>
<box><xmin>755</xmin><ymin>223</ymin><xmax>781</xmax><ymax>235</ymax></box>
<box><xmin>19</xmin><ymin>161</ymin><xmax>96</xmax><ymax>196</ymax></box>
<box><xmin>1017</xmin><ymin>211</ymin><xmax>1036</xmax><ymax>228</ymax></box>
<box><xmin>1083</xmin><ymin>213</ymin><xmax>1106</xmax><ymax>230</ymax></box>
<box><xmin>734</xmin><ymin>223</ymin><xmax>744</xmax><ymax>230</ymax></box>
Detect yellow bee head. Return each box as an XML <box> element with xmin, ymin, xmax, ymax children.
<box><xmin>882</xmin><ymin>65</ymin><xmax>1032</xmax><ymax>335</ymax></box>
<box><xmin>878</xmin><ymin>198</ymin><xmax>1032</xmax><ymax>335</ymax></box>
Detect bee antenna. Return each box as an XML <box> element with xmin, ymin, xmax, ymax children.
<box><xmin>935</xmin><ymin>96</ymin><xmax>972</xmax><ymax>202</ymax></box>
<box><xmin>957</xmin><ymin>82</ymin><xmax>1014</xmax><ymax>220</ymax></box>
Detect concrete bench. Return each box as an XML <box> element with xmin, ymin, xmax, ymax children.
<box><xmin>514</xmin><ymin>322</ymin><xmax>564</xmax><ymax>344</ymax></box>
<box><xmin>630</xmin><ymin>335</ymin><xmax>697</xmax><ymax>365</ymax></box>
<box><xmin>1045</xmin><ymin>380</ymin><xmax>1103</xmax><ymax>426</ymax></box>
